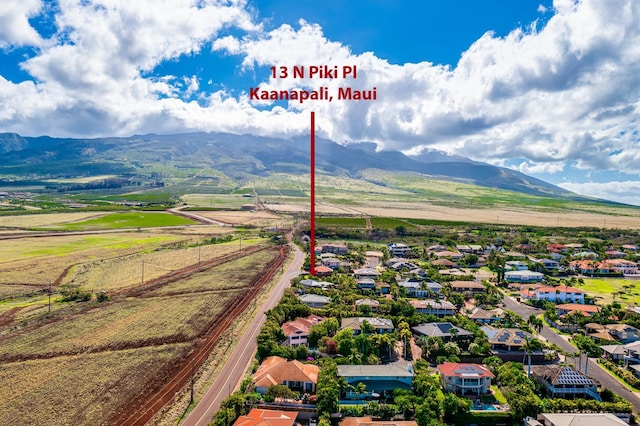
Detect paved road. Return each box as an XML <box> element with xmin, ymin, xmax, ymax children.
<box><xmin>181</xmin><ymin>242</ymin><xmax>305</xmax><ymax>426</ymax></box>
<box><xmin>502</xmin><ymin>293</ymin><xmax>640</xmax><ymax>412</ymax></box>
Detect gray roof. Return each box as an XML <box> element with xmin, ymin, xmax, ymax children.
<box><xmin>412</xmin><ymin>322</ymin><xmax>473</xmax><ymax>338</ymax></box>
<box><xmin>341</xmin><ymin>317</ymin><xmax>394</xmax><ymax>330</ymax></box>
<box><xmin>338</xmin><ymin>363</ymin><xmax>414</xmax><ymax>378</ymax></box>
<box><xmin>535</xmin><ymin>413</ymin><xmax>627</xmax><ymax>426</ymax></box>
<box><xmin>299</xmin><ymin>294</ymin><xmax>331</xmax><ymax>304</ymax></box>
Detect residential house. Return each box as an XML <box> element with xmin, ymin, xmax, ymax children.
<box><xmin>375</xmin><ymin>282</ymin><xmax>390</xmax><ymax>294</ymax></box>
<box><xmin>300</xmin><ymin>279</ymin><xmax>333</xmax><ymax>290</ymax></box>
<box><xmin>433</xmin><ymin>250</ymin><xmax>463</xmax><ymax>260</ymax></box>
<box><xmin>623</xmin><ymin>341</ymin><xmax>640</xmax><ymax>364</ymax></box>
<box><xmin>572</xmin><ymin>251</ymin><xmax>599</xmax><ymax>259</ymax></box>
<box><xmin>428</xmin><ymin>244</ymin><xmax>447</xmax><ymax>252</ymax></box>
<box><xmin>586</xmin><ymin>323</ymin><xmax>615</xmax><ymax>342</ymax></box>
<box><xmin>506</xmin><ymin>260</ymin><xmax>529</xmax><ymax>271</ymax></box>
<box><xmin>457</xmin><ymin>244</ymin><xmax>483</xmax><ymax>255</ymax></box>
<box><xmin>409</xmin><ymin>299</ymin><xmax>457</xmax><ymax>317</ymax></box>
<box><xmin>449</xmin><ymin>280</ymin><xmax>485</xmax><ymax>295</ymax></box>
<box><xmin>314</xmin><ymin>265</ymin><xmax>333</xmax><ymax>277</ymax></box>
<box><xmin>465</xmin><ymin>307</ymin><xmax>504</xmax><ymax>324</ymax></box>
<box><xmin>555</xmin><ymin>303</ymin><xmax>600</xmax><ymax>317</ymax></box>
<box><xmin>281</xmin><ymin>314</ymin><xmax>325</xmax><ymax>347</ymax></box>
<box><xmin>253</xmin><ymin>356</ymin><xmax>319</xmax><ymax>394</ymax></box>
<box><xmin>341</xmin><ymin>317</ymin><xmax>394</xmax><ymax>334</ymax></box>
<box><xmin>481</xmin><ymin>326</ymin><xmax>535</xmax><ymax>352</ymax></box>
<box><xmin>321</xmin><ymin>256</ymin><xmax>342</xmax><ymax>270</ymax></box>
<box><xmin>527</xmin><ymin>413</ymin><xmax>627</xmax><ymax>426</ymax></box>
<box><xmin>529</xmin><ymin>366</ymin><xmax>600</xmax><ymax>400</ymax></box>
<box><xmin>320</xmin><ymin>243</ymin><xmax>348</xmax><ymax>254</ymax></box>
<box><xmin>547</xmin><ymin>244</ymin><xmax>569</xmax><ymax>253</ymax></box>
<box><xmin>398</xmin><ymin>279</ymin><xmax>442</xmax><ymax>298</ymax></box>
<box><xmin>437</xmin><ymin>362</ymin><xmax>494</xmax><ymax>396</ymax></box>
<box><xmin>338</xmin><ymin>364</ymin><xmax>414</xmax><ymax>397</ymax></box>
<box><xmin>605</xmin><ymin>324</ymin><xmax>640</xmax><ymax>343</ymax></box>
<box><xmin>505</xmin><ymin>270</ymin><xmax>544</xmax><ymax>283</ymax></box>
<box><xmin>623</xmin><ymin>244</ymin><xmax>639</xmax><ymax>252</ymax></box>
<box><xmin>600</xmin><ymin>344</ymin><xmax>627</xmax><ymax>361</ymax></box>
<box><xmin>530</xmin><ymin>258</ymin><xmax>560</xmax><ymax>270</ymax></box>
<box><xmin>365</xmin><ymin>251</ymin><xmax>384</xmax><ymax>268</ymax></box>
<box><xmin>353</xmin><ymin>268</ymin><xmax>381</xmax><ymax>280</ymax></box>
<box><xmin>521</xmin><ymin>285</ymin><xmax>585</xmax><ymax>303</ymax></box>
<box><xmin>605</xmin><ymin>250</ymin><xmax>627</xmax><ymax>259</ymax></box>
<box><xmin>234</xmin><ymin>409</ymin><xmax>298</xmax><ymax>426</ymax></box>
<box><xmin>603</xmin><ymin>259</ymin><xmax>639</xmax><ymax>275</ymax></box>
<box><xmin>298</xmin><ymin>294</ymin><xmax>331</xmax><ymax>308</ymax></box>
<box><xmin>569</xmin><ymin>260</ymin><xmax>627</xmax><ymax>275</ymax></box>
<box><xmin>388</xmin><ymin>243</ymin><xmax>412</xmax><ymax>257</ymax></box>
<box><xmin>355</xmin><ymin>298</ymin><xmax>379</xmax><ymax>313</ymax></box>
<box><xmin>412</xmin><ymin>322</ymin><xmax>473</xmax><ymax>341</ymax></box>
<box><xmin>388</xmin><ymin>260</ymin><xmax>418</xmax><ymax>271</ymax></box>
<box><xmin>429</xmin><ymin>258</ymin><xmax>458</xmax><ymax>268</ymax></box>
<box><xmin>356</xmin><ymin>278</ymin><xmax>376</xmax><ymax>291</ymax></box>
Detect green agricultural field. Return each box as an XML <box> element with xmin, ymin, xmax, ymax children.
<box><xmin>578</xmin><ymin>278</ymin><xmax>640</xmax><ymax>306</ymax></box>
<box><xmin>369</xmin><ymin>217</ymin><xmax>417</xmax><ymax>230</ymax></box>
<box><xmin>0</xmin><ymin>234</ymin><xmax>182</xmax><ymax>263</ymax></box>
<box><xmin>36</xmin><ymin>211</ymin><xmax>196</xmax><ymax>230</ymax></box>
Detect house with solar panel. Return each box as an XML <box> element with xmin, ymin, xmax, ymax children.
<box><xmin>529</xmin><ymin>366</ymin><xmax>601</xmax><ymax>400</ymax></box>
<box><xmin>481</xmin><ymin>326</ymin><xmax>535</xmax><ymax>352</ymax></box>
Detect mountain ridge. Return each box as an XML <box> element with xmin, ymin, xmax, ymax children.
<box><xmin>0</xmin><ymin>131</ymin><xmax>597</xmax><ymax>202</ymax></box>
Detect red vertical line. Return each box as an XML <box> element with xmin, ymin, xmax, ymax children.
<box><xmin>310</xmin><ymin>111</ymin><xmax>316</xmax><ymax>276</ymax></box>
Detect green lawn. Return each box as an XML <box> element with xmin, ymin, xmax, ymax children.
<box><xmin>37</xmin><ymin>212</ymin><xmax>197</xmax><ymax>230</ymax></box>
<box><xmin>577</xmin><ymin>278</ymin><xmax>640</xmax><ymax>306</ymax></box>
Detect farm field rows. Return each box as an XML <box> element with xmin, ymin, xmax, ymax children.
<box><xmin>0</xmin><ymin>246</ymin><xmax>282</xmax><ymax>425</ymax></box>
<box><xmin>0</xmin><ymin>233</ymin><xmax>192</xmax><ymax>285</ymax></box>
<box><xmin>61</xmin><ymin>238</ymin><xmax>266</xmax><ymax>291</ymax></box>
<box><xmin>0</xmin><ymin>343</ymin><xmax>191</xmax><ymax>426</ymax></box>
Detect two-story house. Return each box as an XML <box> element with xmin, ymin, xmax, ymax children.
<box><xmin>529</xmin><ymin>366</ymin><xmax>601</xmax><ymax>400</ymax></box>
<box><xmin>521</xmin><ymin>285</ymin><xmax>585</xmax><ymax>303</ymax></box>
<box><xmin>437</xmin><ymin>362</ymin><xmax>494</xmax><ymax>396</ymax></box>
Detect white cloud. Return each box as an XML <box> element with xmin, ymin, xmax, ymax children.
<box><xmin>0</xmin><ymin>0</ymin><xmax>43</xmax><ymax>48</ymax></box>
<box><xmin>515</xmin><ymin>161</ymin><xmax>565</xmax><ymax>175</ymax></box>
<box><xmin>0</xmin><ymin>0</ymin><xmax>639</xmax><ymax>183</ymax></box>
<box><xmin>558</xmin><ymin>180</ymin><xmax>640</xmax><ymax>206</ymax></box>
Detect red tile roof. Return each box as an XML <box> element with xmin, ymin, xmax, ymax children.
<box><xmin>253</xmin><ymin>356</ymin><xmax>319</xmax><ymax>389</ymax></box>
<box><xmin>281</xmin><ymin>315</ymin><xmax>325</xmax><ymax>338</ymax></box>
<box><xmin>234</xmin><ymin>409</ymin><xmax>297</xmax><ymax>426</ymax></box>
<box><xmin>437</xmin><ymin>362</ymin><xmax>494</xmax><ymax>379</ymax></box>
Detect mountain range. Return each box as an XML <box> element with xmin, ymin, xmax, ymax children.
<box><xmin>0</xmin><ymin>131</ymin><xmax>590</xmax><ymax>201</ymax></box>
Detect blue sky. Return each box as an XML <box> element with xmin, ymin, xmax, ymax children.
<box><xmin>0</xmin><ymin>0</ymin><xmax>640</xmax><ymax>204</ymax></box>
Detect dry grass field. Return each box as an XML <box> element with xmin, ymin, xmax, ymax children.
<box><xmin>0</xmin><ymin>233</ymin><xmax>191</xmax><ymax>285</ymax></box>
<box><xmin>0</xmin><ymin>246</ymin><xmax>282</xmax><ymax>425</ymax></box>
<box><xmin>0</xmin><ymin>343</ymin><xmax>191</xmax><ymax>426</ymax></box>
<box><xmin>0</xmin><ymin>212</ymin><xmax>108</xmax><ymax>229</ymax></box>
<box><xmin>61</xmin><ymin>238</ymin><xmax>266</xmax><ymax>291</ymax></box>
<box><xmin>195</xmin><ymin>210</ymin><xmax>285</xmax><ymax>227</ymax></box>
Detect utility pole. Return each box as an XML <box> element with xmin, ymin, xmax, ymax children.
<box><xmin>190</xmin><ymin>360</ymin><xmax>195</xmax><ymax>404</ymax></box>
<box><xmin>198</xmin><ymin>246</ymin><xmax>201</xmax><ymax>264</ymax></box>
<box><xmin>48</xmin><ymin>280</ymin><xmax>52</xmax><ymax>313</ymax></box>
<box><xmin>239</xmin><ymin>236</ymin><xmax>242</xmax><ymax>252</ymax></box>
<box><xmin>141</xmin><ymin>260</ymin><xmax>144</xmax><ymax>285</ymax></box>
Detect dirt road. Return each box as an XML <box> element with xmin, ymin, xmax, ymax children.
<box><xmin>181</xmin><ymin>242</ymin><xmax>304</xmax><ymax>426</ymax></box>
